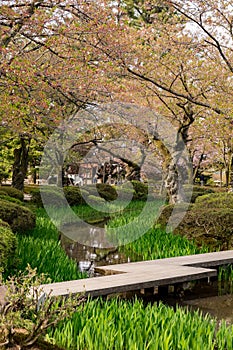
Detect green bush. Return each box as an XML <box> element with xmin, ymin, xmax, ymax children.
<box><xmin>87</xmin><ymin>194</ymin><xmax>106</xmax><ymax>205</ymax></box>
<box><xmin>185</xmin><ymin>191</ymin><xmax>209</xmax><ymax>203</ymax></box>
<box><xmin>195</xmin><ymin>192</ymin><xmax>233</xmax><ymax>209</ymax></box>
<box><xmin>172</xmin><ymin>208</ymin><xmax>233</xmax><ymax>250</ymax></box>
<box><xmin>157</xmin><ymin>195</ymin><xmax>233</xmax><ymax>249</ymax></box>
<box><xmin>30</xmin><ymin>187</ymin><xmax>65</xmax><ymax>207</ymax></box>
<box><xmin>30</xmin><ymin>188</ymin><xmax>42</xmax><ymax>205</ymax></box>
<box><xmin>83</xmin><ymin>184</ymin><xmax>118</xmax><ymax>201</ymax></box>
<box><xmin>0</xmin><ymin>219</ymin><xmax>17</xmax><ymax>272</ymax></box>
<box><xmin>78</xmin><ymin>182</ymin><xmax>153</xmax><ymax>202</ymax></box>
<box><xmin>63</xmin><ymin>186</ymin><xmax>88</xmax><ymax>206</ymax></box>
<box><xmin>184</xmin><ymin>185</ymin><xmax>215</xmax><ymax>195</ymax></box>
<box><xmin>0</xmin><ymin>199</ymin><xmax>36</xmax><ymax>232</ymax></box>
<box><xmin>183</xmin><ymin>185</ymin><xmax>215</xmax><ymax>203</ymax></box>
<box><xmin>0</xmin><ymin>190</ymin><xmax>7</xmax><ymax>196</ymax></box>
<box><xmin>0</xmin><ymin>194</ymin><xmax>24</xmax><ymax>205</ymax></box>
<box><xmin>31</xmin><ymin>185</ymin><xmax>116</xmax><ymax>207</ymax></box>
<box><xmin>115</xmin><ymin>186</ymin><xmax>134</xmax><ymax>201</ymax></box>
<box><xmin>23</xmin><ymin>185</ymin><xmax>39</xmax><ymax>194</ymax></box>
<box><xmin>156</xmin><ymin>203</ymin><xmax>193</xmax><ymax>229</ymax></box>
<box><xmin>115</xmin><ymin>181</ymin><xmax>155</xmax><ymax>201</ymax></box>
<box><xmin>0</xmin><ymin>186</ymin><xmax>24</xmax><ymax>201</ymax></box>
<box><xmin>131</xmin><ymin>180</ymin><xmax>148</xmax><ymax>200</ymax></box>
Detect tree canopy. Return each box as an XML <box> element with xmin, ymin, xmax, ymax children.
<box><xmin>0</xmin><ymin>0</ymin><xmax>232</xmax><ymax>197</ymax></box>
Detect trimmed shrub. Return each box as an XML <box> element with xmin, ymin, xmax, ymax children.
<box><xmin>156</xmin><ymin>203</ymin><xmax>193</xmax><ymax>229</ymax></box>
<box><xmin>185</xmin><ymin>191</ymin><xmax>209</xmax><ymax>203</ymax></box>
<box><xmin>184</xmin><ymin>185</ymin><xmax>215</xmax><ymax>195</ymax></box>
<box><xmin>115</xmin><ymin>186</ymin><xmax>134</xmax><ymax>201</ymax></box>
<box><xmin>87</xmin><ymin>195</ymin><xmax>106</xmax><ymax>205</ymax></box>
<box><xmin>157</xmin><ymin>194</ymin><xmax>233</xmax><ymax>249</ymax></box>
<box><xmin>31</xmin><ymin>186</ymin><xmax>98</xmax><ymax>207</ymax></box>
<box><xmin>183</xmin><ymin>185</ymin><xmax>215</xmax><ymax>203</ymax></box>
<box><xmin>83</xmin><ymin>184</ymin><xmax>117</xmax><ymax>201</ymax></box>
<box><xmin>31</xmin><ymin>185</ymin><xmax>115</xmax><ymax>207</ymax></box>
<box><xmin>30</xmin><ymin>188</ymin><xmax>42</xmax><ymax>206</ymax></box>
<box><xmin>0</xmin><ymin>200</ymin><xmax>36</xmax><ymax>232</ymax></box>
<box><xmin>131</xmin><ymin>180</ymin><xmax>148</xmax><ymax>200</ymax></box>
<box><xmin>115</xmin><ymin>181</ymin><xmax>156</xmax><ymax>201</ymax></box>
<box><xmin>23</xmin><ymin>185</ymin><xmax>40</xmax><ymax>194</ymax></box>
<box><xmin>30</xmin><ymin>187</ymin><xmax>65</xmax><ymax>207</ymax></box>
<box><xmin>81</xmin><ymin>182</ymin><xmax>155</xmax><ymax>202</ymax></box>
<box><xmin>0</xmin><ymin>191</ymin><xmax>7</xmax><ymax>196</ymax></box>
<box><xmin>195</xmin><ymin>192</ymin><xmax>233</xmax><ymax>209</ymax></box>
<box><xmin>0</xmin><ymin>186</ymin><xmax>24</xmax><ymax>201</ymax></box>
<box><xmin>64</xmin><ymin>186</ymin><xmax>88</xmax><ymax>206</ymax></box>
<box><xmin>172</xmin><ymin>208</ymin><xmax>233</xmax><ymax>250</ymax></box>
<box><xmin>0</xmin><ymin>194</ymin><xmax>24</xmax><ymax>206</ymax></box>
<box><xmin>0</xmin><ymin>219</ymin><xmax>17</xmax><ymax>271</ymax></box>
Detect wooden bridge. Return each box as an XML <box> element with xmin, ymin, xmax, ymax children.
<box><xmin>40</xmin><ymin>250</ymin><xmax>233</xmax><ymax>298</ymax></box>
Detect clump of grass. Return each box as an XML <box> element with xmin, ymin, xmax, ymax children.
<box><xmin>106</xmin><ymin>200</ymin><xmax>163</xmax><ymax>246</ymax></box>
<box><xmin>16</xmin><ymin>236</ymin><xmax>84</xmax><ymax>282</ymax></box>
<box><xmin>218</xmin><ymin>264</ymin><xmax>233</xmax><ymax>294</ymax></box>
<box><xmin>103</xmin><ymin>200</ymin><xmax>209</xmax><ymax>259</ymax></box>
<box><xmin>47</xmin><ymin>297</ymin><xmax>233</xmax><ymax>350</ymax></box>
<box><xmin>106</xmin><ymin>204</ymin><xmax>209</xmax><ymax>259</ymax></box>
<box><xmin>119</xmin><ymin>227</ymin><xmax>209</xmax><ymax>261</ymax></box>
<box><xmin>6</xmin><ymin>211</ymin><xmax>86</xmax><ymax>282</ymax></box>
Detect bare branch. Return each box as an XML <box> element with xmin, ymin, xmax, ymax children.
<box><xmin>126</xmin><ymin>66</ymin><xmax>222</xmax><ymax>114</ymax></box>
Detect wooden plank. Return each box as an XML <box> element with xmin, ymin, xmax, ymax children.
<box><xmin>40</xmin><ymin>265</ymin><xmax>216</xmax><ymax>297</ymax></box>
<box><xmin>39</xmin><ymin>251</ymin><xmax>233</xmax><ymax>298</ymax></box>
<box><xmin>95</xmin><ymin>250</ymin><xmax>233</xmax><ymax>275</ymax></box>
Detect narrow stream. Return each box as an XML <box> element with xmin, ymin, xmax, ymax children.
<box><xmin>60</xmin><ymin>229</ymin><xmax>131</xmax><ymax>275</ymax></box>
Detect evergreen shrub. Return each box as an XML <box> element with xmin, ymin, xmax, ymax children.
<box><xmin>0</xmin><ymin>186</ymin><xmax>24</xmax><ymax>201</ymax></box>
<box><xmin>0</xmin><ymin>199</ymin><xmax>36</xmax><ymax>232</ymax></box>
<box><xmin>157</xmin><ymin>193</ymin><xmax>233</xmax><ymax>249</ymax></box>
<box><xmin>87</xmin><ymin>195</ymin><xmax>106</xmax><ymax>205</ymax></box>
<box><xmin>195</xmin><ymin>192</ymin><xmax>233</xmax><ymax>209</ymax></box>
<box><xmin>63</xmin><ymin>186</ymin><xmax>88</xmax><ymax>206</ymax></box>
<box><xmin>30</xmin><ymin>187</ymin><xmax>65</xmax><ymax>207</ymax></box>
<box><xmin>184</xmin><ymin>185</ymin><xmax>215</xmax><ymax>203</ymax></box>
<box><xmin>0</xmin><ymin>194</ymin><xmax>24</xmax><ymax>205</ymax></box>
<box><xmin>83</xmin><ymin>184</ymin><xmax>117</xmax><ymax>201</ymax></box>
<box><xmin>131</xmin><ymin>180</ymin><xmax>148</xmax><ymax>200</ymax></box>
<box><xmin>0</xmin><ymin>219</ymin><xmax>17</xmax><ymax>271</ymax></box>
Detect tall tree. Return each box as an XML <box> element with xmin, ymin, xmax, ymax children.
<box><xmin>0</xmin><ymin>1</ymin><xmax>116</xmax><ymax>189</ymax></box>
<box><xmin>1</xmin><ymin>0</ymin><xmax>232</xmax><ymax>202</ymax></box>
<box><xmin>98</xmin><ymin>0</ymin><xmax>233</xmax><ymax>201</ymax></box>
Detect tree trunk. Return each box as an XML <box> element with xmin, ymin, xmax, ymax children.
<box><xmin>12</xmin><ymin>135</ymin><xmax>31</xmax><ymax>191</ymax></box>
<box><xmin>151</xmin><ymin>106</ymin><xmax>194</xmax><ymax>204</ymax></box>
<box><xmin>230</xmin><ymin>154</ymin><xmax>233</xmax><ymax>190</ymax></box>
<box><xmin>192</xmin><ymin>152</ymin><xmax>205</xmax><ymax>184</ymax></box>
<box><xmin>163</xmin><ymin>157</ymin><xmax>186</xmax><ymax>204</ymax></box>
<box><xmin>225</xmin><ymin>167</ymin><xmax>230</xmax><ymax>188</ymax></box>
<box><xmin>153</xmin><ymin>132</ymin><xmax>188</xmax><ymax>204</ymax></box>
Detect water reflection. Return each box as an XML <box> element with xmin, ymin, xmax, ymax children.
<box><xmin>183</xmin><ymin>294</ymin><xmax>233</xmax><ymax>326</ymax></box>
<box><xmin>60</xmin><ymin>228</ymin><xmax>131</xmax><ymax>277</ymax></box>
<box><xmin>162</xmin><ymin>280</ymin><xmax>233</xmax><ymax>325</ymax></box>
<box><xmin>61</xmin><ymin>222</ymin><xmax>115</xmax><ymax>249</ymax></box>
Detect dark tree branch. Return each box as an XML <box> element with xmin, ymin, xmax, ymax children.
<box><xmin>169</xmin><ymin>1</ymin><xmax>233</xmax><ymax>73</ymax></box>
<box><xmin>126</xmin><ymin>66</ymin><xmax>222</xmax><ymax>114</ymax></box>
